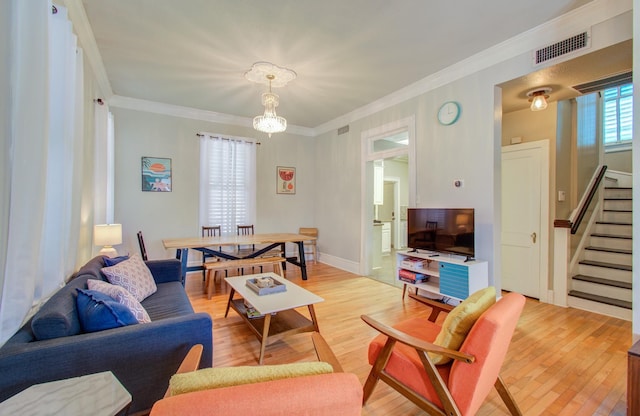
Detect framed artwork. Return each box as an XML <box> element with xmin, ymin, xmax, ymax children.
<box><xmin>276</xmin><ymin>166</ymin><xmax>295</xmax><ymax>194</ymax></box>
<box><xmin>141</xmin><ymin>157</ymin><xmax>172</xmax><ymax>192</ymax></box>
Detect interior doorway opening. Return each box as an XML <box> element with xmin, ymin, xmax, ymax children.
<box><xmin>360</xmin><ymin>116</ymin><xmax>416</xmax><ymax>285</ymax></box>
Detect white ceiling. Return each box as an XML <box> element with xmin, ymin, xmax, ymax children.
<box><xmin>80</xmin><ymin>0</ymin><xmax>627</xmax><ymax>130</ymax></box>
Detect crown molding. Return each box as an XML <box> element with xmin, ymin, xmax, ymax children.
<box><xmin>63</xmin><ymin>0</ymin><xmax>113</xmax><ymax>99</ymax></box>
<box><xmin>314</xmin><ymin>0</ymin><xmax>631</xmax><ymax>135</ymax></box>
<box><xmin>108</xmin><ymin>95</ymin><xmax>317</xmax><ymax>137</ymax></box>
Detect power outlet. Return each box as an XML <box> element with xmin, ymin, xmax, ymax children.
<box><xmin>453</xmin><ymin>179</ymin><xmax>464</xmax><ymax>188</ymax></box>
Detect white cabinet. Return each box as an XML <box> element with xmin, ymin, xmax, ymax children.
<box><xmin>381</xmin><ymin>222</ymin><xmax>391</xmax><ymax>254</ymax></box>
<box><xmin>396</xmin><ymin>250</ymin><xmax>488</xmax><ymax>301</ymax></box>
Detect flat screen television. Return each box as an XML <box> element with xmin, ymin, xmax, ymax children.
<box><xmin>407</xmin><ymin>208</ymin><xmax>475</xmax><ymax>259</ymax></box>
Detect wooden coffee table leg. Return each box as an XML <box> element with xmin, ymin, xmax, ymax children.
<box><xmin>308</xmin><ymin>304</ymin><xmax>320</xmax><ymax>332</ymax></box>
<box><xmin>259</xmin><ymin>313</ymin><xmax>272</xmax><ymax>365</ymax></box>
<box><xmin>224</xmin><ymin>288</ymin><xmax>235</xmax><ymax>318</ymax></box>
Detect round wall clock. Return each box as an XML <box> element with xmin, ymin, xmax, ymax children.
<box><xmin>437</xmin><ymin>101</ymin><xmax>461</xmax><ymax>125</ymax></box>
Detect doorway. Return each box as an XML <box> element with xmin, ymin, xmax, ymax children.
<box><xmin>360</xmin><ymin>116</ymin><xmax>416</xmax><ymax>283</ymax></box>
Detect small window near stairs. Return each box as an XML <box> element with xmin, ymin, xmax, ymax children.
<box><xmin>603</xmin><ymin>83</ymin><xmax>633</xmax><ymax>153</ymax></box>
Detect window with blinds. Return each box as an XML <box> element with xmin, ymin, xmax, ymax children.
<box><xmin>199</xmin><ymin>134</ymin><xmax>257</xmax><ymax>236</ymax></box>
<box><xmin>603</xmin><ymin>83</ymin><xmax>633</xmax><ymax>151</ymax></box>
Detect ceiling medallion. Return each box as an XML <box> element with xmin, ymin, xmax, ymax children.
<box><xmin>245</xmin><ymin>62</ymin><xmax>296</xmax><ymax>137</ymax></box>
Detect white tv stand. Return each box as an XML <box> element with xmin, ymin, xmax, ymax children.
<box><xmin>396</xmin><ymin>249</ymin><xmax>488</xmax><ymax>302</ymax></box>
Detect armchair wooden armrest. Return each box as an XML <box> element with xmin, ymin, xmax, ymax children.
<box><xmin>164</xmin><ymin>344</ymin><xmax>203</xmax><ymax>398</ymax></box>
<box><xmin>311</xmin><ymin>331</ymin><xmax>344</xmax><ymax>372</ymax></box>
<box><xmin>361</xmin><ymin>315</ymin><xmax>474</xmax><ymax>364</ymax></box>
<box><xmin>407</xmin><ymin>292</ymin><xmax>454</xmax><ymax>322</ymax></box>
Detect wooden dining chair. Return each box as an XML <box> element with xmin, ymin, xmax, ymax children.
<box><xmin>299</xmin><ymin>227</ymin><xmax>318</xmax><ymax>264</ymax></box>
<box><xmin>236</xmin><ymin>225</ymin><xmax>255</xmax><ymax>253</ymax></box>
<box><xmin>361</xmin><ymin>288</ymin><xmax>525</xmax><ymax>416</ymax></box>
<box><xmin>201</xmin><ymin>226</ymin><xmax>222</xmax><ymax>281</ymax></box>
<box><xmin>137</xmin><ymin>231</ymin><xmax>148</xmax><ymax>261</ymax></box>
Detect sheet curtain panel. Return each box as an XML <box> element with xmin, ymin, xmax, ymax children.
<box><xmin>0</xmin><ymin>1</ymin><xmax>86</xmax><ymax>346</ymax></box>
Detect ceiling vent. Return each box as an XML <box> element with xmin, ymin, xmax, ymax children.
<box><xmin>337</xmin><ymin>125</ymin><xmax>350</xmax><ymax>135</ymax></box>
<box><xmin>572</xmin><ymin>71</ymin><xmax>632</xmax><ymax>94</ymax></box>
<box><xmin>533</xmin><ymin>30</ymin><xmax>590</xmax><ymax>66</ymax></box>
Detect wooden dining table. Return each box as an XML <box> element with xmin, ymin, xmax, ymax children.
<box><xmin>162</xmin><ymin>233</ymin><xmax>317</xmax><ymax>282</ymax></box>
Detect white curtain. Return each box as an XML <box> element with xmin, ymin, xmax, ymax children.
<box><xmin>94</xmin><ymin>102</ymin><xmax>115</xmax><ymax>225</ymax></box>
<box><xmin>199</xmin><ymin>134</ymin><xmax>257</xmax><ymax>236</ymax></box>
<box><xmin>0</xmin><ymin>1</ymin><xmax>85</xmax><ymax>345</ymax></box>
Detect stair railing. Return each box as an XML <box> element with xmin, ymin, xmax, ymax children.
<box><xmin>552</xmin><ymin>165</ymin><xmax>607</xmax><ymax>307</ymax></box>
<box><xmin>569</xmin><ymin>165</ymin><xmax>608</xmax><ymax>234</ymax></box>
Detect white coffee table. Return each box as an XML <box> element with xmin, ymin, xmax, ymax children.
<box><xmin>224</xmin><ymin>272</ymin><xmax>324</xmax><ymax>364</ymax></box>
<box><xmin>0</xmin><ymin>371</ymin><xmax>131</xmax><ymax>416</ymax></box>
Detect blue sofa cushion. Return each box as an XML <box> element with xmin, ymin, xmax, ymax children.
<box><xmin>104</xmin><ymin>255</ymin><xmax>130</xmax><ymax>266</ymax></box>
<box><xmin>76</xmin><ymin>289</ymin><xmax>138</xmax><ymax>332</ymax></box>
<box><xmin>30</xmin><ymin>276</ymin><xmax>88</xmax><ymax>340</ymax></box>
<box><xmin>142</xmin><ymin>281</ymin><xmax>194</xmax><ymax>320</ymax></box>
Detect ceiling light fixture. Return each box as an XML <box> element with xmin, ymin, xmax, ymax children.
<box><xmin>245</xmin><ymin>62</ymin><xmax>296</xmax><ymax>137</ymax></box>
<box><xmin>526</xmin><ymin>87</ymin><xmax>552</xmax><ymax>111</ymax></box>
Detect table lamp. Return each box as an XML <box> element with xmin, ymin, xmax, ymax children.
<box><xmin>94</xmin><ymin>224</ymin><xmax>122</xmax><ymax>257</ymax></box>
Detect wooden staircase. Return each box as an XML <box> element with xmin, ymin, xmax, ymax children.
<box><xmin>568</xmin><ymin>186</ymin><xmax>632</xmax><ymax>320</ymax></box>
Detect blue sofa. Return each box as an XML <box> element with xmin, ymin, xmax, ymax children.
<box><xmin>0</xmin><ymin>256</ymin><xmax>213</xmax><ymax>413</ymax></box>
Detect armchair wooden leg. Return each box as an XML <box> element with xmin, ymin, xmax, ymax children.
<box><xmin>363</xmin><ymin>338</ymin><xmax>396</xmax><ymax>405</ymax></box>
<box><xmin>494</xmin><ymin>375</ymin><xmax>522</xmax><ymax>416</ymax></box>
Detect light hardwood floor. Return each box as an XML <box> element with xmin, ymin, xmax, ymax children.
<box><xmin>186</xmin><ymin>262</ymin><xmax>631</xmax><ymax>415</ymax></box>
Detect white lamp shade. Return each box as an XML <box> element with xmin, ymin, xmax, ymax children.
<box><xmin>94</xmin><ymin>224</ymin><xmax>122</xmax><ymax>246</ymax></box>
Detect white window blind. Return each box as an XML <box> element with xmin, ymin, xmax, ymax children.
<box><xmin>199</xmin><ymin>134</ymin><xmax>257</xmax><ymax>236</ymax></box>
<box><xmin>603</xmin><ymin>83</ymin><xmax>633</xmax><ymax>149</ymax></box>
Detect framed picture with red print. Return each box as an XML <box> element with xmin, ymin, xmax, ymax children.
<box><xmin>276</xmin><ymin>166</ymin><xmax>295</xmax><ymax>194</ymax></box>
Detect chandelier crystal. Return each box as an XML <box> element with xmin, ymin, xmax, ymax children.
<box><xmin>253</xmin><ymin>76</ymin><xmax>287</xmax><ymax>137</ymax></box>
<box><xmin>245</xmin><ymin>62</ymin><xmax>296</xmax><ymax>138</ymax></box>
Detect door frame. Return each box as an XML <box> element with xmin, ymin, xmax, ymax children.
<box><xmin>501</xmin><ymin>140</ymin><xmax>550</xmax><ymax>303</ymax></box>
<box><xmin>360</xmin><ymin>116</ymin><xmax>416</xmax><ymax>276</ymax></box>
<box><xmin>384</xmin><ymin>176</ymin><xmax>401</xmax><ymax>249</ymax></box>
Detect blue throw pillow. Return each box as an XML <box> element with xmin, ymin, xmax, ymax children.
<box><xmin>76</xmin><ymin>289</ymin><xmax>138</xmax><ymax>333</ymax></box>
<box><xmin>104</xmin><ymin>255</ymin><xmax>130</xmax><ymax>267</ymax></box>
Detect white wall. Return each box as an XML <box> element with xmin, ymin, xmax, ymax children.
<box><xmin>113</xmin><ymin>108</ymin><xmax>316</xmax><ymax>260</ymax></box>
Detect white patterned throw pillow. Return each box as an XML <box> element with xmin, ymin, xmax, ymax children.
<box><xmin>101</xmin><ymin>253</ymin><xmax>157</xmax><ymax>302</ymax></box>
<box><xmin>87</xmin><ymin>279</ymin><xmax>151</xmax><ymax>323</ymax></box>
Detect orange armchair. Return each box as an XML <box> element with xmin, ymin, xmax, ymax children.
<box><xmin>150</xmin><ymin>333</ymin><xmax>362</xmax><ymax>416</ymax></box>
<box><xmin>361</xmin><ymin>291</ymin><xmax>525</xmax><ymax>416</ymax></box>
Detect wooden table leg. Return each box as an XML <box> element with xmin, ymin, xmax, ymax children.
<box><xmin>296</xmin><ymin>241</ymin><xmax>308</xmax><ymax>280</ymax></box>
<box><xmin>259</xmin><ymin>313</ymin><xmax>272</xmax><ymax>365</ymax></box>
<box><xmin>224</xmin><ymin>288</ymin><xmax>235</xmax><ymax>318</ymax></box>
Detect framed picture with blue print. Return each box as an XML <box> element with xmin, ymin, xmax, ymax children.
<box><xmin>141</xmin><ymin>157</ymin><xmax>172</xmax><ymax>192</ymax></box>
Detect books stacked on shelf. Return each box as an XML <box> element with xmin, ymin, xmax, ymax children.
<box><xmin>400</xmin><ymin>257</ymin><xmax>430</xmax><ymax>269</ymax></box>
<box><xmin>398</xmin><ymin>268</ymin><xmax>428</xmax><ymax>284</ymax></box>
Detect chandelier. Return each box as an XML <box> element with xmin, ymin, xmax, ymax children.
<box><xmin>245</xmin><ymin>62</ymin><xmax>296</xmax><ymax>137</ymax></box>
<box><xmin>253</xmin><ymin>75</ymin><xmax>286</xmax><ymax>137</ymax></box>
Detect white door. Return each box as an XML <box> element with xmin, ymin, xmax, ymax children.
<box><xmin>501</xmin><ymin>142</ymin><xmax>548</xmax><ymax>299</ymax></box>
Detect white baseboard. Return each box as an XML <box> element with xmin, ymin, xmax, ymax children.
<box><xmin>317</xmin><ymin>252</ymin><xmax>361</xmax><ymax>275</ymax></box>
